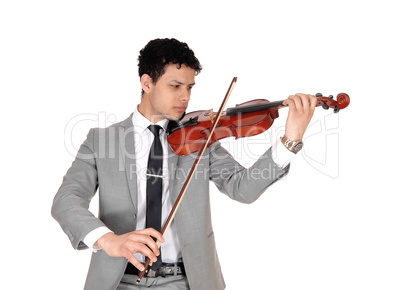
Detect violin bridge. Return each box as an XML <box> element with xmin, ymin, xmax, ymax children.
<box><xmin>209</xmin><ymin>109</ymin><xmax>215</xmax><ymax>123</ymax></box>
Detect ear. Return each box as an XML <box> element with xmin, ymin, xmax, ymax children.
<box><xmin>140</xmin><ymin>74</ymin><xmax>153</xmax><ymax>94</ymax></box>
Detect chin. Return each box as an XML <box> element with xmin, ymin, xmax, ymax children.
<box><xmin>164</xmin><ymin>112</ymin><xmax>185</xmax><ymax>121</ymax></box>
<box><xmin>165</xmin><ymin>115</ymin><xmax>180</xmax><ymax>121</ymax></box>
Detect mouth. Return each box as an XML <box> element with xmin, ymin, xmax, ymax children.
<box><xmin>174</xmin><ymin>106</ymin><xmax>186</xmax><ymax>113</ymax></box>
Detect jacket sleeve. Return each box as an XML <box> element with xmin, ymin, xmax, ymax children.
<box><xmin>208</xmin><ymin>141</ymin><xmax>290</xmax><ymax>204</ymax></box>
<box><xmin>51</xmin><ymin>128</ymin><xmax>106</xmax><ymax>250</ymax></box>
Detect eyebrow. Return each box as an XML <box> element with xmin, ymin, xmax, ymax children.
<box><xmin>170</xmin><ymin>80</ymin><xmax>196</xmax><ymax>86</ymax></box>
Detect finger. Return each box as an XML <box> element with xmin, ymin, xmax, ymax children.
<box><xmin>309</xmin><ymin>94</ymin><xmax>318</xmax><ymax>111</ymax></box>
<box><xmin>296</xmin><ymin>93</ymin><xmax>311</xmax><ymax>111</ymax></box>
<box><xmin>127</xmin><ymin>233</ymin><xmax>161</xmax><ymax>256</ymax></box>
<box><xmin>291</xmin><ymin>94</ymin><xmax>303</xmax><ymax>111</ymax></box>
<box><xmin>143</xmin><ymin>236</ymin><xmax>161</xmax><ymax>257</ymax></box>
<box><xmin>124</xmin><ymin>252</ymin><xmax>145</xmax><ymax>272</ymax></box>
<box><xmin>283</xmin><ymin>95</ymin><xmax>295</xmax><ymax>110</ymax></box>
<box><xmin>141</xmin><ymin>227</ymin><xmax>165</xmax><ymax>243</ymax></box>
<box><xmin>132</xmin><ymin>242</ymin><xmax>159</xmax><ymax>262</ymax></box>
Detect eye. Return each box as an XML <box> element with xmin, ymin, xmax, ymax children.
<box><xmin>171</xmin><ymin>85</ymin><xmax>179</xmax><ymax>88</ymax></box>
<box><xmin>188</xmin><ymin>86</ymin><xmax>193</xmax><ymax>90</ymax></box>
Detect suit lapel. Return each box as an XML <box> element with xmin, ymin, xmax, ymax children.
<box><xmin>119</xmin><ymin>114</ymin><xmax>180</xmax><ymax>214</ymax></box>
<box><xmin>119</xmin><ymin>114</ymin><xmax>138</xmax><ymax>214</ymax></box>
<box><xmin>168</xmin><ymin>146</ymin><xmax>179</xmax><ymax>202</ymax></box>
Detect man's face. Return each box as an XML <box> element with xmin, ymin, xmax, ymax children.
<box><xmin>145</xmin><ymin>64</ymin><xmax>196</xmax><ymax>122</ymax></box>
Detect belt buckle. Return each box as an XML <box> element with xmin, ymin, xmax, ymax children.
<box><xmin>165</xmin><ymin>265</ymin><xmax>174</xmax><ymax>275</ymax></box>
<box><xmin>160</xmin><ymin>264</ymin><xmax>166</xmax><ymax>277</ymax></box>
<box><xmin>147</xmin><ymin>268</ymin><xmax>157</xmax><ymax>278</ymax></box>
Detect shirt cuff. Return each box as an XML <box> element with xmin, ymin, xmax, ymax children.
<box><xmin>271</xmin><ymin>137</ymin><xmax>296</xmax><ymax>168</ymax></box>
<box><xmin>83</xmin><ymin>227</ymin><xmax>113</xmax><ymax>252</ymax></box>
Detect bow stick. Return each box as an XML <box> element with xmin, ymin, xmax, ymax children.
<box><xmin>136</xmin><ymin>77</ymin><xmax>237</xmax><ymax>283</ymax></box>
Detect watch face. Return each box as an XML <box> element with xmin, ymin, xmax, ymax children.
<box><xmin>294</xmin><ymin>143</ymin><xmax>303</xmax><ymax>152</ymax></box>
<box><xmin>281</xmin><ymin>136</ymin><xmax>303</xmax><ymax>153</ymax></box>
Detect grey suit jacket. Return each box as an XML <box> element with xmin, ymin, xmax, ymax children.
<box><xmin>52</xmin><ymin>114</ymin><xmax>290</xmax><ymax>290</ymax></box>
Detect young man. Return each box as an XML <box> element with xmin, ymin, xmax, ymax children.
<box><xmin>52</xmin><ymin>38</ymin><xmax>317</xmax><ymax>290</ymax></box>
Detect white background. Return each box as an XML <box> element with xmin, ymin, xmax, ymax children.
<box><xmin>1</xmin><ymin>1</ymin><xmax>401</xmax><ymax>289</ymax></box>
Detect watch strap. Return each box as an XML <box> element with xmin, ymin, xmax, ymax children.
<box><xmin>281</xmin><ymin>135</ymin><xmax>303</xmax><ymax>154</ymax></box>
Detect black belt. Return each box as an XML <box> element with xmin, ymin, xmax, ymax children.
<box><xmin>125</xmin><ymin>261</ymin><xmax>186</xmax><ymax>278</ymax></box>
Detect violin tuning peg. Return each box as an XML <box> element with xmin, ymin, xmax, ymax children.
<box><xmin>328</xmin><ymin>95</ymin><xmax>334</xmax><ymax>99</ymax></box>
<box><xmin>322</xmin><ymin>103</ymin><xmax>329</xmax><ymax>110</ymax></box>
<box><xmin>315</xmin><ymin>93</ymin><xmax>323</xmax><ymax>97</ymax></box>
<box><xmin>334</xmin><ymin>106</ymin><xmax>340</xmax><ymax>113</ymax></box>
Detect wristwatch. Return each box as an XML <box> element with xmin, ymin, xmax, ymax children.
<box><xmin>281</xmin><ymin>135</ymin><xmax>303</xmax><ymax>154</ymax></box>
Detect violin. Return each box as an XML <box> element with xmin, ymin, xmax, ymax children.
<box><xmin>136</xmin><ymin>77</ymin><xmax>350</xmax><ymax>282</ymax></box>
<box><xmin>166</xmin><ymin>90</ymin><xmax>350</xmax><ymax>156</ymax></box>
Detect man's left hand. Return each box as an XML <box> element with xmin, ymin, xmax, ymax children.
<box><xmin>283</xmin><ymin>93</ymin><xmax>317</xmax><ymax>141</ymax></box>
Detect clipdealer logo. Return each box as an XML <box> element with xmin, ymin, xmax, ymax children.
<box><xmin>64</xmin><ymin>111</ymin><xmax>117</xmax><ymax>159</ymax></box>
<box><xmin>64</xmin><ymin>111</ymin><xmax>341</xmax><ymax>178</ymax></box>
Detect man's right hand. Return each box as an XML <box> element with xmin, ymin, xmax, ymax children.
<box><xmin>95</xmin><ymin>228</ymin><xmax>164</xmax><ymax>271</ymax></box>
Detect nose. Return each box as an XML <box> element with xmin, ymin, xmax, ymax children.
<box><xmin>179</xmin><ymin>88</ymin><xmax>191</xmax><ymax>103</ymax></box>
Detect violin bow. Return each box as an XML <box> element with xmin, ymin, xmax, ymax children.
<box><xmin>136</xmin><ymin>77</ymin><xmax>238</xmax><ymax>283</ymax></box>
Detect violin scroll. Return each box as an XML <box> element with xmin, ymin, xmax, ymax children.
<box><xmin>315</xmin><ymin>93</ymin><xmax>350</xmax><ymax>113</ymax></box>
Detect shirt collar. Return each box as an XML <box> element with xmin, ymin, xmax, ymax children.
<box><xmin>132</xmin><ymin>105</ymin><xmax>169</xmax><ymax>134</ymax></box>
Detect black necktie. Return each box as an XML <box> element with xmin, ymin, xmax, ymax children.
<box><xmin>146</xmin><ymin>125</ymin><xmax>163</xmax><ymax>269</ymax></box>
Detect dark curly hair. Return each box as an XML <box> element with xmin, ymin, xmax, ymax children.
<box><xmin>138</xmin><ymin>38</ymin><xmax>202</xmax><ymax>94</ymax></box>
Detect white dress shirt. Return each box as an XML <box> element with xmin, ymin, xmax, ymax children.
<box><xmin>83</xmin><ymin>105</ymin><xmax>295</xmax><ymax>261</ymax></box>
<box><xmin>129</xmin><ymin>106</ymin><xmax>181</xmax><ymax>263</ymax></box>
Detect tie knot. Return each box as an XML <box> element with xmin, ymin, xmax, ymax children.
<box><xmin>148</xmin><ymin>125</ymin><xmax>162</xmax><ymax>138</ymax></box>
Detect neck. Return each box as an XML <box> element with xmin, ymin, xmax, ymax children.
<box><xmin>138</xmin><ymin>100</ymin><xmax>164</xmax><ymax>123</ymax></box>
